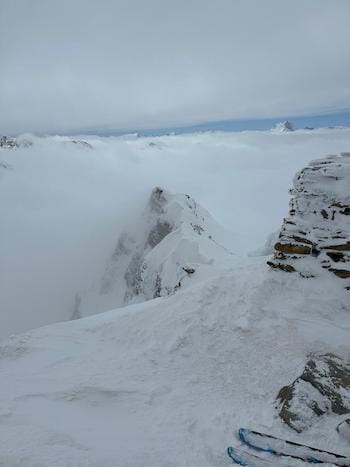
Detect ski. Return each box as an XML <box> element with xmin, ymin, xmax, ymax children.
<box><xmin>238</xmin><ymin>428</ymin><xmax>350</xmax><ymax>466</ymax></box>
<box><xmin>227</xmin><ymin>446</ymin><xmax>271</xmax><ymax>466</ymax></box>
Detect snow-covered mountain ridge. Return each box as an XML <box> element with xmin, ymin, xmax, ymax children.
<box><xmin>78</xmin><ymin>186</ymin><xmax>235</xmax><ymax>318</ymax></box>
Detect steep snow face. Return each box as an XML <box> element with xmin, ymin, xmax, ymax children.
<box><xmin>78</xmin><ymin>187</ymin><xmax>235</xmax><ymax>318</ymax></box>
<box><xmin>271</xmin><ymin>121</ymin><xmax>295</xmax><ymax>132</ymax></box>
<box><xmin>268</xmin><ymin>153</ymin><xmax>350</xmax><ymax>286</ymax></box>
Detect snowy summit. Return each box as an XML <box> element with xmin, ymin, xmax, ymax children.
<box><xmin>271</xmin><ymin>121</ymin><xmax>295</xmax><ymax>132</ymax></box>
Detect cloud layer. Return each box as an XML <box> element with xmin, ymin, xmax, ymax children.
<box><xmin>2</xmin><ymin>128</ymin><xmax>350</xmax><ymax>337</ymax></box>
<box><xmin>1</xmin><ymin>0</ymin><xmax>350</xmax><ymax>133</ymax></box>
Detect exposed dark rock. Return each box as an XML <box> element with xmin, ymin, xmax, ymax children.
<box><xmin>329</xmin><ymin>268</ymin><xmax>350</xmax><ymax>279</ymax></box>
<box><xmin>277</xmin><ymin>354</ymin><xmax>350</xmax><ymax>432</ymax></box>
<box><xmin>147</xmin><ymin>221</ymin><xmax>172</xmax><ymax>248</ymax></box>
<box><xmin>267</xmin><ymin>261</ymin><xmax>296</xmax><ymax>273</ymax></box>
<box><xmin>182</xmin><ymin>267</ymin><xmax>195</xmax><ymax>275</ymax></box>
<box><xmin>275</xmin><ymin>242</ymin><xmax>311</xmax><ymax>255</ymax></box>
<box><xmin>191</xmin><ymin>223</ymin><xmax>204</xmax><ymax>235</ymax></box>
<box><xmin>326</xmin><ymin>252</ymin><xmax>346</xmax><ymax>262</ymax></box>
<box><xmin>70</xmin><ymin>139</ymin><xmax>93</xmax><ymax>149</ymax></box>
<box><xmin>324</xmin><ymin>242</ymin><xmax>350</xmax><ymax>252</ymax></box>
<box><xmin>268</xmin><ymin>154</ymin><xmax>350</xmax><ymax>286</ymax></box>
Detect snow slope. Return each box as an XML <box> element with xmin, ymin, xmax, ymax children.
<box><xmin>0</xmin><ymin>258</ymin><xmax>349</xmax><ymax>466</ymax></box>
<box><xmin>1</xmin><ymin>130</ymin><xmax>350</xmax><ymax>466</ymax></box>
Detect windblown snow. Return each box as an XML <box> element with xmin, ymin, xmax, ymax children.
<box><xmin>0</xmin><ymin>128</ymin><xmax>350</xmax><ymax>466</ymax></box>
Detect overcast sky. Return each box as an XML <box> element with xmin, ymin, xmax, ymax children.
<box><xmin>1</xmin><ymin>0</ymin><xmax>350</xmax><ymax>134</ymax></box>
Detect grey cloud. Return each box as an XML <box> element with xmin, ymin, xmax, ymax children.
<box><xmin>1</xmin><ymin>0</ymin><xmax>350</xmax><ymax>133</ymax></box>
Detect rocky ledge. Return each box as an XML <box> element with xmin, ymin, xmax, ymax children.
<box><xmin>268</xmin><ymin>153</ymin><xmax>350</xmax><ymax>286</ymax></box>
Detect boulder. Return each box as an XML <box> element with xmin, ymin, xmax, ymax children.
<box><xmin>277</xmin><ymin>353</ymin><xmax>350</xmax><ymax>432</ymax></box>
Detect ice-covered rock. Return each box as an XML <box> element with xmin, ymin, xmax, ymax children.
<box><xmin>271</xmin><ymin>121</ymin><xmax>295</xmax><ymax>132</ymax></box>
<box><xmin>268</xmin><ymin>153</ymin><xmax>350</xmax><ymax>286</ymax></box>
<box><xmin>78</xmin><ymin>187</ymin><xmax>234</xmax><ymax>317</ymax></box>
<box><xmin>277</xmin><ymin>353</ymin><xmax>350</xmax><ymax>432</ymax></box>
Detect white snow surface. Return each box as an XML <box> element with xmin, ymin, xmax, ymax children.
<box><xmin>1</xmin><ymin>128</ymin><xmax>350</xmax><ymax>465</ymax></box>
<box><xmin>0</xmin><ymin>259</ymin><xmax>349</xmax><ymax>466</ymax></box>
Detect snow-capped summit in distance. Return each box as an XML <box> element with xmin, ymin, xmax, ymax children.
<box><xmin>271</xmin><ymin>121</ymin><xmax>295</xmax><ymax>132</ymax></box>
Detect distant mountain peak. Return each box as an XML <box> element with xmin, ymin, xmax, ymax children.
<box><xmin>271</xmin><ymin>121</ymin><xmax>295</xmax><ymax>132</ymax></box>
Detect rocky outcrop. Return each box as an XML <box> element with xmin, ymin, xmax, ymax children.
<box><xmin>65</xmin><ymin>139</ymin><xmax>93</xmax><ymax>149</ymax></box>
<box><xmin>0</xmin><ymin>135</ymin><xmax>34</xmax><ymax>149</ymax></box>
<box><xmin>268</xmin><ymin>153</ymin><xmax>350</xmax><ymax>286</ymax></box>
<box><xmin>0</xmin><ymin>135</ymin><xmax>17</xmax><ymax>148</ymax></box>
<box><xmin>277</xmin><ymin>353</ymin><xmax>350</xmax><ymax>432</ymax></box>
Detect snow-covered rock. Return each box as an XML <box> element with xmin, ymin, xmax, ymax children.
<box><xmin>271</xmin><ymin>121</ymin><xmax>295</xmax><ymax>132</ymax></box>
<box><xmin>268</xmin><ymin>153</ymin><xmax>350</xmax><ymax>287</ymax></box>
<box><xmin>78</xmin><ymin>187</ymin><xmax>234</xmax><ymax>318</ymax></box>
<box><xmin>0</xmin><ymin>134</ymin><xmax>34</xmax><ymax>148</ymax></box>
<box><xmin>65</xmin><ymin>139</ymin><xmax>93</xmax><ymax>149</ymax></box>
<box><xmin>0</xmin><ymin>135</ymin><xmax>17</xmax><ymax>148</ymax></box>
<box><xmin>277</xmin><ymin>353</ymin><xmax>350</xmax><ymax>432</ymax></box>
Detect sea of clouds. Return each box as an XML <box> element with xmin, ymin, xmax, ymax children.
<box><xmin>1</xmin><ymin>128</ymin><xmax>350</xmax><ymax>338</ymax></box>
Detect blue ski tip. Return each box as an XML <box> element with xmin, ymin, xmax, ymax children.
<box><xmin>227</xmin><ymin>447</ymin><xmax>249</xmax><ymax>466</ymax></box>
<box><xmin>238</xmin><ymin>428</ymin><xmax>275</xmax><ymax>455</ymax></box>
